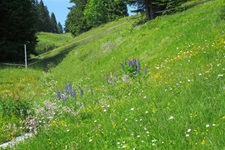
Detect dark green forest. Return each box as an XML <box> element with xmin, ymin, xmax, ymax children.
<box><xmin>0</xmin><ymin>0</ymin><xmax>188</xmax><ymax>62</ymax></box>
<box><xmin>0</xmin><ymin>0</ymin><xmax>62</xmax><ymax>62</ymax></box>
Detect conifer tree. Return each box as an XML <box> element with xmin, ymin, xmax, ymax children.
<box><xmin>36</xmin><ymin>0</ymin><xmax>51</xmax><ymax>32</ymax></box>
<box><xmin>0</xmin><ymin>0</ymin><xmax>38</xmax><ymax>62</ymax></box>
<box><xmin>57</xmin><ymin>22</ymin><xmax>63</xmax><ymax>34</ymax></box>
<box><xmin>65</xmin><ymin>0</ymin><xmax>89</xmax><ymax>36</ymax></box>
<box><xmin>50</xmin><ymin>12</ymin><xmax>58</xmax><ymax>33</ymax></box>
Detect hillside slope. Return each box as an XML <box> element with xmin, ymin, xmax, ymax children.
<box><xmin>0</xmin><ymin>0</ymin><xmax>225</xmax><ymax>149</ymax></box>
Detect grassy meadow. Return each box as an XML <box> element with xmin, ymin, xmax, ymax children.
<box><xmin>0</xmin><ymin>0</ymin><xmax>225</xmax><ymax>149</ymax></box>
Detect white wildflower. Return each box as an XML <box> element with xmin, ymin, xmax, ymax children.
<box><xmin>169</xmin><ymin>116</ymin><xmax>174</xmax><ymax>120</ymax></box>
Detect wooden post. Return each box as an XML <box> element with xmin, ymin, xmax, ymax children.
<box><xmin>24</xmin><ymin>44</ymin><xmax>27</xmax><ymax>69</ymax></box>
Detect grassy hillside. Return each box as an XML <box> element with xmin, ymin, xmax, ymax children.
<box><xmin>35</xmin><ymin>32</ymin><xmax>73</xmax><ymax>55</ymax></box>
<box><xmin>0</xmin><ymin>0</ymin><xmax>225</xmax><ymax>149</ymax></box>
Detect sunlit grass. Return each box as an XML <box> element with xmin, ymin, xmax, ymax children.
<box><xmin>0</xmin><ymin>0</ymin><xmax>225</xmax><ymax>149</ymax></box>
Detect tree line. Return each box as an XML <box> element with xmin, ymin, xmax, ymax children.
<box><xmin>65</xmin><ymin>0</ymin><xmax>128</xmax><ymax>36</ymax></box>
<box><xmin>0</xmin><ymin>0</ymin><xmax>189</xmax><ymax>62</ymax></box>
<box><xmin>0</xmin><ymin>0</ymin><xmax>63</xmax><ymax>62</ymax></box>
<box><xmin>35</xmin><ymin>0</ymin><xmax>63</xmax><ymax>34</ymax></box>
<box><xmin>65</xmin><ymin>0</ymin><xmax>189</xmax><ymax>36</ymax></box>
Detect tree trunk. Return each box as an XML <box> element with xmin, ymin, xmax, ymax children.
<box><xmin>145</xmin><ymin>0</ymin><xmax>154</xmax><ymax>21</ymax></box>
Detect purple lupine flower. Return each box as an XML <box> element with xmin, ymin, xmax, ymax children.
<box><xmin>61</xmin><ymin>93</ymin><xmax>67</xmax><ymax>101</ymax></box>
<box><xmin>137</xmin><ymin>60</ymin><xmax>141</xmax><ymax>74</ymax></box>
<box><xmin>128</xmin><ymin>59</ymin><xmax>133</xmax><ymax>67</ymax></box>
<box><xmin>132</xmin><ymin>58</ymin><xmax>136</xmax><ymax>67</ymax></box>
<box><xmin>79</xmin><ymin>87</ymin><xmax>84</xmax><ymax>96</ymax></box>
<box><xmin>65</xmin><ymin>84</ymin><xmax>70</xmax><ymax>95</ymax></box>
<box><xmin>71</xmin><ymin>89</ymin><xmax>76</xmax><ymax>98</ymax></box>
<box><xmin>68</xmin><ymin>82</ymin><xmax>73</xmax><ymax>94</ymax></box>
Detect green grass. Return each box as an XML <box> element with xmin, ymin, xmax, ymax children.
<box><xmin>35</xmin><ymin>32</ymin><xmax>73</xmax><ymax>55</ymax></box>
<box><xmin>0</xmin><ymin>0</ymin><xmax>225</xmax><ymax>149</ymax></box>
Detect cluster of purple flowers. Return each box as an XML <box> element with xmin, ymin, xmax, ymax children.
<box><xmin>120</xmin><ymin>58</ymin><xmax>141</xmax><ymax>74</ymax></box>
<box><xmin>120</xmin><ymin>58</ymin><xmax>147</xmax><ymax>77</ymax></box>
<box><xmin>56</xmin><ymin>82</ymin><xmax>84</xmax><ymax>101</ymax></box>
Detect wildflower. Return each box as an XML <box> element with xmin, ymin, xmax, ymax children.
<box><xmin>61</xmin><ymin>94</ymin><xmax>67</xmax><ymax>101</ymax></box>
<box><xmin>137</xmin><ymin>60</ymin><xmax>141</xmax><ymax>74</ymax></box>
<box><xmin>103</xmin><ymin>109</ymin><xmax>107</xmax><ymax>112</ymax></box>
<box><xmin>143</xmin><ymin>96</ymin><xmax>147</xmax><ymax>99</ymax></box>
<box><xmin>206</xmin><ymin>124</ymin><xmax>210</xmax><ymax>128</ymax></box>
<box><xmin>218</xmin><ymin>74</ymin><xmax>223</xmax><ymax>77</ymax></box>
<box><xmin>130</xmin><ymin>108</ymin><xmax>134</xmax><ymax>111</ymax></box>
<box><xmin>122</xmin><ymin>145</ymin><xmax>126</xmax><ymax>148</ymax></box>
<box><xmin>137</xmin><ymin>135</ymin><xmax>140</xmax><ymax>138</ymax></box>
<box><xmin>145</xmin><ymin>111</ymin><xmax>148</xmax><ymax>114</ymax></box>
<box><xmin>186</xmin><ymin>134</ymin><xmax>189</xmax><ymax>137</ymax></box>
<box><xmin>71</xmin><ymin>89</ymin><xmax>76</xmax><ymax>98</ymax></box>
<box><xmin>212</xmin><ymin>124</ymin><xmax>216</xmax><ymax>126</ymax></box>
<box><xmin>155</xmin><ymin>66</ymin><xmax>160</xmax><ymax>70</ymax></box>
<box><xmin>125</xmin><ymin>118</ymin><xmax>128</xmax><ymax>121</ymax></box>
<box><xmin>152</xmin><ymin>139</ymin><xmax>157</xmax><ymax>142</ymax></box>
<box><xmin>187</xmin><ymin>129</ymin><xmax>191</xmax><ymax>132</ymax></box>
<box><xmin>169</xmin><ymin>116</ymin><xmax>174</xmax><ymax>120</ymax></box>
<box><xmin>199</xmin><ymin>73</ymin><xmax>202</xmax><ymax>76</ymax></box>
<box><xmin>89</xmin><ymin>139</ymin><xmax>92</xmax><ymax>142</ymax></box>
<box><xmin>117</xmin><ymin>142</ymin><xmax>120</xmax><ymax>145</ymax></box>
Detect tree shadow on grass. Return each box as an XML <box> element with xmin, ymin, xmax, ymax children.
<box><xmin>28</xmin><ymin>44</ymin><xmax>77</xmax><ymax>72</ymax></box>
<box><xmin>163</xmin><ymin>0</ymin><xmax>214</xmax><ymax>15</ymax></box>
<box><xmin>132</xmin><ymin>0</ymin><xmax>214</xmax><ymax>27</ymax></box>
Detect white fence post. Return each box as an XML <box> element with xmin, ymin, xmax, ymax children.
<box><xmin>24</xmin><ymin>44</ymin><xmax>27</xmax><ymax>69</ymax></box>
